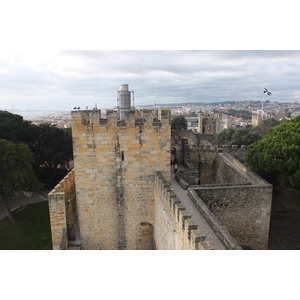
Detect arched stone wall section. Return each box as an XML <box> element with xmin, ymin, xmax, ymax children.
<box><xmin>136</xmin><ymin>222</ymin><xmax>155</xmax><ymax>250</ymax></box>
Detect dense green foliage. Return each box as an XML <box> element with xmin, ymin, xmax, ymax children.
<box><xmin>171</xmin><ymin>115</ymin><xmax>188</xmax><ymax>130</ymax></box>
<box><xmin>254</xmin><ymin>118</ymin><xmax>281</xmax><ymax>136</ymax></box>
<box><xmin>0</xmin><ymin>111</ymin><xmax>73</xmax><ymax>188</ymax></box>
<box><xmin>0</xmin><ymin>201</ymin><xmax>52</xmax><ymax>249</ymax></box>
<box><xmin>0</xmin><ymin>139</ymin><xmax>41</xmax><ymax>221</ymax></box>
<box><xmin>0</xmin><ymin>111</ymin><xmax>24</xmax><ymax>142</ymax></box>
<box><xmin>216</xmin><ymin>118</ymin><xmax>282</xmax><ymax>147</ymax></box>
<box><xmin>216</xmin><ymin>126</ymin><xmax>261</xmax><ymax>147</ymax></box>
<box><xmin>247</xmin><ymin>116</ymin><xmax>300</xmax><ymax>189</ymax></box>
<box><xmin>29</xmin><ymin>123</ymin><xmax>73</xmax><ymax>187</ymax></box>
<box><xmin>0</xmin><ymin>139</ymin><xmax>40</xmax><ymax>192</ymax></box>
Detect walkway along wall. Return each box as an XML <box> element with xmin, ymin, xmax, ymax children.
<box><xmin>154</xmin><ymin>172</ymin><xmax>214</xmax><ymax>249</ymax></box>
<box><xmin>154</xmin><ymin>172</ymin><xmax>241</xmax><ymax>249</ymax></box>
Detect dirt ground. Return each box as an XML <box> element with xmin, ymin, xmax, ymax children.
<box><xmin>0</xmin><ymin>190</ymin><xmax>50</xmax><ymax>221</ymax></box>
<box><xmin>268</xmin><ymin>187</ymin><xmax>300</xmax><ymax>250</ymax></box>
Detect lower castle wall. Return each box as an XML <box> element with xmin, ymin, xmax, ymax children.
<box><xmin>48</xmin><ymin>169</ymin><xmax>75</xmax><ymax>250</ymax></box>
<box><xmin>193</xmin><ymin>154</ymin><xmax>273</xmax><ymax>250</ymax></box>
<box><xmin>215</xmin><ymin>153</ymin><xmax>251</xmax><ymax>185</ymax></box>
<box><xmin>194</xmin><ymin>185</ymin><xmax>272</xmax><ymax>249</ymax></box>
<box><xmin>198</xmin><ymin>150</ymin><xmax>217</xmax><ymax>184</ymax></box>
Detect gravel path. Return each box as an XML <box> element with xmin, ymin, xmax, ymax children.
<box><xmin>0</xmin><ymin>191</ymin><xmax>50</xmax><ymax>221</ymax></box>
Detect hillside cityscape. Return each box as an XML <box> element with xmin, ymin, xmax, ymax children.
<box><xmin>5</xmin><ymin>99</ymin><xmax>300</xmax><ymax>129</ymax></box>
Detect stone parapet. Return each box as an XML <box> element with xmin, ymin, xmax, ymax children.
<box><xmin>154</xmin><ymin>172</ymin><xmax>214</xmax><ymax>250</ymax></box>
<box><xmin>48</xmin><ymin>169</ymin><xmax>75</xmax><ymax>250</ymax></box>
<box><xmin>188</xmin><ymin>189</ymin><xmax>242</xmax><ymax>250</ymax></box>
<box><xmin>194</xmin><ymin>153</ymin><xmax>273</xmax><ymax>250</ymax></box>
<box><xmin>72</xmin><ymin>109</ymin><xmax>171</xmax><ymax>129</ymax></box>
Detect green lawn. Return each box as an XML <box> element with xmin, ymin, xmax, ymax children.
<box><xmin>0</xmin><ymin>201</ymin><xmax>53</xmax><ymax>250</ymax></box>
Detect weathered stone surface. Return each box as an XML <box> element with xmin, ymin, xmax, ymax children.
<box><xmin>71</xmin><ymin>109</ymin><xmax>171</xmax><ymax>250</ymax></box>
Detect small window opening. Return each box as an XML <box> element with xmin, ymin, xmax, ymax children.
<box><xmin>121</xmin><ymin>151</ymin><xmax>124</xmax><ymax>161</ymax></box>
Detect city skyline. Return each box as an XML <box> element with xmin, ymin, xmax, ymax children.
<box><xmin>1</xmin><ymin>50</ymin><xmax>300</xmax><ymax>112</ymax></box>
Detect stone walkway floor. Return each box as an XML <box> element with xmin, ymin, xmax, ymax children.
<box><xmin>170</xmin><ymin>165</ymin><xmax>226</xmax><ymax>250</ymax></box>
<box><xmin>0</xmin><ymin>191</ymin><xmax>50</xmax><ymax>221</ymax></box>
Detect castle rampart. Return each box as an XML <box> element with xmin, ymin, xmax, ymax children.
<box><xmin>155</xmin><ymin>172</ymin><xmax>241</xmax><ymax>249</ymax></box>
<box><xmin>154</xmin><ymin>172</ymin><xmax>215</xmax><ymax>250</ymax></box>
<box><xmin>48</xmin><ymin>169</ymin><xmax>75</xmax><ymax>250</ymax></box>
<box><xmin>179</xmin><ymin>146</ymin><xmax>272</xmax><ymax>249</ymax></box>
<box><xmin>173</xmin><ymin>133</ymin><xmax>272</xmax><ymax>249</ymax></box>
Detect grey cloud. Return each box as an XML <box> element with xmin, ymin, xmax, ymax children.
<box><xmin>1</xmin><ymin>50</ymin><xmax>300</xmax><ymax>111</ymax></box>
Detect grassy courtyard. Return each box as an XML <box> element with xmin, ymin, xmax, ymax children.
<box><xmin>0</xmin><ymin>201</ymin><xmax>52</xmax><ymax>250</ymax></box>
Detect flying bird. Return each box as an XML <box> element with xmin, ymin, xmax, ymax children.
<box><xmin>263</xmin><ymin>88</ymin><xmax>272</xmax><ymax>95</ymax></box>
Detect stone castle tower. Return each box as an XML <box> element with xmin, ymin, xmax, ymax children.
<box><xmin>198</xmin><ymin>113</ymin><xmax>222</xmax><ymax>134</ymax></box>
<box><xmin>71</xmin><ymin>85</ymin><xmax>171</xmax><ymax>250</ymax></box>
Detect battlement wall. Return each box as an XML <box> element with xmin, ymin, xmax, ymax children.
<box><xmin>222</xmin><ymin>152</ymin><xmax>269</xmax><ymax>185</ymax></box>
<box><xmin>154</xmin><ymin>172</ymin><xmax>215</xmax><ymax>250</ymax></box>
<box><xmin>187</xmin><ymin>189</ymin><xmax>242</xmax><ymax>250</ymax></box>
<box><xmin>48</xmin><ymin>169</ymin><xmax>75</xmax><ymax>250</ymax></box>
<box><xmin>180</xmin><ymin>137</ymin><xmax>199</xmax><ymax>185</ymax></box>
<box><xmin>72</xmin><ymin>109</ymin><xmax>171</xmax><ymax>129</ymax></box>
<box><xmin>193</xmin><ymin>154</ymin><xmax>273</xmax><ymax>250</ymax></box>
<box><xmin>171</xmin><ymin>130</ymin><xmax>247</xmax><ymax>167</ymax></box>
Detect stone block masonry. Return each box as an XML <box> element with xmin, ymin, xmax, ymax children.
<box><xmin>48</xmin><ymin>169</ymin><xmax>75</xmax><ymax>250</ymax></box>
<box><xmin>72</xmin><ymin>109</ymin><xmax>171</xmax><ymax>250</ymax></box>
<box><xmin>154</xmin><ymin>172</ymin><xmax>215</xmax><ymax>250</ymax></box>
<box><xmin>193</xmin><ymin>153</ymin><xmax>273</xmax><ymax>250</ymax></box>
<box><xmin>171</xmin><ymin>129</ymin><xmax>272</xmax><ymax>249</ymax></box>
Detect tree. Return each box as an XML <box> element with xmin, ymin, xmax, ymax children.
<box><xmin>29</xmin><ymin>123</ymin><xmax>73</xmax><ymax>188</ymax></box>
<box><xmin>247</xmin><ymin>116</ymin><xmax>300</xmax><ymax>189</ymax></box>
<box><xmin>216</xmin><ymin>118</ymin><xmax>282</xmax><ymax>147</ymax></box>
<box><xmin>171</xmin><ymin>115</ymin><xmax>187</xmax><ymax>130</ymax></box>
<box><xmin>0</xmin><ymin>139</ymin><xmax>41</xmax><ymax>222</ymax></box>
<box><xmin>230</xmin><ymin>127</ymin><xmax>261</xmax><ymax>147</ymax></box>
<box><xmin>0</xmin><ymin>110</ymin><xmax>24</xmax><ymax>142</ymax></box>
<box><xmin>216</xmin><ymin>127</ymin><xmax>235</xmax><ymax>145</ymax></box>
<box><xmin>216</xmin><ymin>126</ymin><xmax>261</xmax><ymax>147</ymax></box>
<box><xmin>253</xmin><ymin>117</ymin><xmax>282</xmax><ymax>136</ymax></box>
<box><xmin>0</xmin><ymin>111</ymin><xmax>73</xmax><ymax>188</ymax></box>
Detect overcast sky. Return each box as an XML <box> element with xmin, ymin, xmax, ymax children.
<box><xmin>1</xmin><ymin>50</ymin><xmax>300</xmax><ymax>111</ymax></box>
<box><xmin>1</xmin><ymin>1</ymin><xmax>299</xmax><ymax>112</ymax></box>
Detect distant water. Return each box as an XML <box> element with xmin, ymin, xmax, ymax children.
<box><xmin>4</xmin><ymin>110</ymin><xmax>69</xmax><ymax>120</ymax></box>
